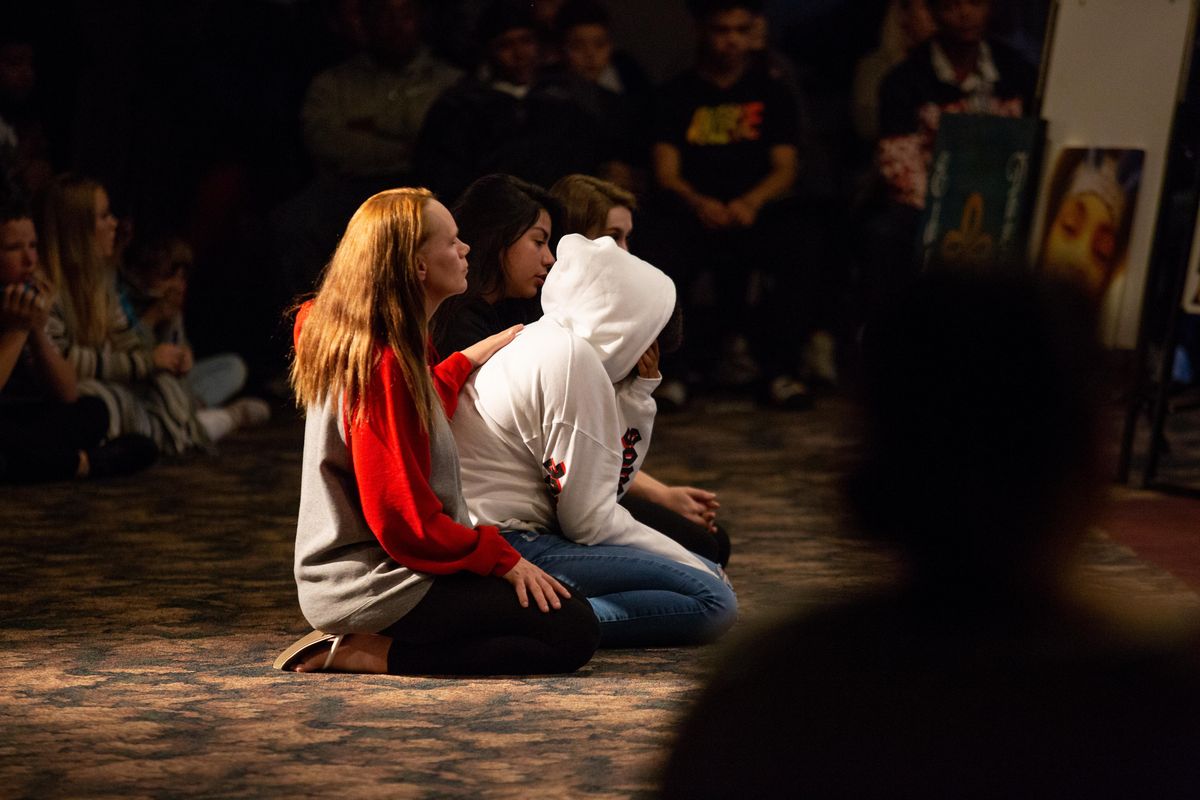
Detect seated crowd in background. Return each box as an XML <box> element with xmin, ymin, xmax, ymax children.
<box><xmin>0</xmin><ymin>0</ymin><xmax>1093</xmax><ymax>483</ymax></box>
<box><xmin>0</xmin><ymin>173</ymin><xmax>269</xmax><ymax>483</ymax></box>
<box><xmin>6</xmin><ymin>0</ymin><xmax>1200</xmax><ymax>789</ymax></box>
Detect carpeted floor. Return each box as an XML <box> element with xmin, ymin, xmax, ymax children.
<box><xmin>1</xmin><ymin>395</ymin><xmax>1198</xmax><ymax>799</ymax></box>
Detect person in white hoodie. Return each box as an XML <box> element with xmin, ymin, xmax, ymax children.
<box><xmin>453</xmin><ymin>233</ymin><xmax>737</xmax><ymax>647</ymax></box>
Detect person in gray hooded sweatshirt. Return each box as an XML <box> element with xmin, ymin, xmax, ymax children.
<box><xmin>452</xmin><ymin>233</ymin><xmax>737</xmax><ymax>647</ymax></box>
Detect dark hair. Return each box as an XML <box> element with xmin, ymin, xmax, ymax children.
<box><xmin>360</xmin><ymin>0</ymin><xmax>422</xmax><ymax>25</ymax></box>
<box><xmin>558</xmin><ymin>0</ymin><xmax>611</xmax><ymax>32</ymax></box>
<box><xmin>126</xmin><ymin>234</ymin><xmax>194</xmax><ymax>285</ymax></box>
<box><xmin>433</xmin><ymin>174</ymin><xmax>561</xmax><ymax>334</ymax></box>
<box><xmin>477</xmin><ymin>0</ymin><xmax>536</xmax><ymax>45</ymax></box>
<box><xmin>850</xmin><ymin>270</ymin><xmax>1104</xmax><ymax>582</ymax></box>
<box><xmin>0</xmin><ymin>192</ymin><xmax>31</xmax><ymax>225</ymax></box>
<box><xmin>657</xmin><ymin>302</ymin><xmax>684</xmax><ymax>356</ymax></box>
<box><xmin>686</xmin><ymin>0</ymin><xmax>765</xmax><ymax>20</ymax></box>
<box><xmin>0</xmin><ymin>12</ymin><xmax>35</xmax><ymax>49</ymax></box>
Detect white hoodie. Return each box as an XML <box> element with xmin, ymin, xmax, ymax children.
<box><xmin>453</xmin><ymin>234</ymin><xmax>711</xmax><ymax>572</ymax></box>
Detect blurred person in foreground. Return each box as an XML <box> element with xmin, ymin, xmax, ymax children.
<box><xmin>661</xmin><ymin>270</ymin><xmax>1200</xmax><ymax>798</ymax></box>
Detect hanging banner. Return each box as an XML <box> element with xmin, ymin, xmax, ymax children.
<box><xmin>920</xmin><ymin>114</ymin><xmax>1044</xmax><ymax>273</ymax></box>
<box><xmin>1185</xmin><ymin>202</ymin><xmax>1200</xmax><ymax>313</ymax></box>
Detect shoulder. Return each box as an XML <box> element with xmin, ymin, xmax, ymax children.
<box><xmin>369</xmin><ymin>345</ymin><xmax>408</xmax><ymax>396</ymax></box>
<box><xmin>882</xmin><ymin>42</ymin><xmax>934</xmax><ymax>91</ymax></box>
<box><xmin>358</xmin><ymin>345</ymin><xmax>426</xmax><ymax>430</ymax></box>
<box><xmin>613</xmin><ymin>51</ymin><xmax>651</xmax><ymax>95</ymax></box>
<box><xmin>309</xmin><ymin>54</ymin><xmax>371</xmax><ymax>88</ymax></box>
<box><xmin>417</xmin><ymin>50</ymin><xmax>463</xmax><ymax>82</ymax></box>
<box><xmin>656</xmin><ymin>70</ymin><xmax>701</xmax><ymax>100</ymax></box>
<box><xmin>750</xmin><ymin>67</ymin><xmax>799</xmax><ymax>111</ymax></box>
<box><xmin>293</xmin><ymin>300</ymin><xmax>313</xmax><ymax>346</ymax></box>
<box><xmin>433</xmin><ymin>76</ymin><xmax>501</xmax><ymax>108</ymax></box>
<box><xmin>987</xmin><ymin>39</ymin><xmax>1033</xmax><ymax>72</ymax></box>
<box><xmin>449</xmin><ymin>296</ymin><xmax>496</xmax><ymax>328</ymax></box>
<box><xmin>492</xmin><ymin>322</ymin><xmax>602</xmax><ymax>389</ymax></box>
<box><xmin>987</xmin><ymin>39</ymin><xmax>1038</xmax><ymax>95</ymax></box>
<box><xmin>506</xmin><ymin>321</ymin><xmax>583</xmax><ymax>363</ymax></box>
<box><xmin>433</xmin><ymin>297</ymin><xmax>497</xmax><ymax>355</ymax></box>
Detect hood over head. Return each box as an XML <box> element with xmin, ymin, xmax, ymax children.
<box><xmin>540</xmin><ymin>234</ymin><xmax>677</xmax><ymax>383</ymax></box>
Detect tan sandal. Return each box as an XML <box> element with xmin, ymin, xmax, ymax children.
<box><xmin>273</xmin><ymin>630</ymin><xmax>345</xmax><ymax>671</ymax></box>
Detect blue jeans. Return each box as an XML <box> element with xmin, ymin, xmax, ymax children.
<box><xmin>502</xmin><ymin>530</ymin><xmax>737</xmax><ymax>648</ymax></box>
<box><xmin>186</xmin><ymin>353</ymin><xmax>247</xmax><ymax>408</ymax></box>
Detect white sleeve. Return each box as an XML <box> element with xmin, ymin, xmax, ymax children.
<box><xmin>612</xmin><ymin>373</ymin><xmax>660</xmax><ymax>499</ymax></box>
<box><xmin>540</xmin><ymin>359</ymin><xmax>710</xmax><ymax>573</ymax></box>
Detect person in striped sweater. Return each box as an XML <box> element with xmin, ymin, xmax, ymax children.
<box><xmin>0</xmin><ymin>193</ymin><xmax>155</xmax><ymax>481</ymax></box>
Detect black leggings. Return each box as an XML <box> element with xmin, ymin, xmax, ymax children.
<box><xmin>379</xmin><ymin>573</ymin><xmax>600</xmax><ymax>676</ymax></box>
<box><xmin>620</xmin><ymin>493</ymin><xmax>732</xmax><ymax>567</ymax></box>
<box><xmin>0</xmin><ymin>396</ymin><xmax>108</xmax><ymax>482</ymax></box>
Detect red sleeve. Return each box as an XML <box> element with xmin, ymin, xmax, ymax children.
<box><xmin>294</xmin><ymin>301</ymin><xmax>312</xmax><ymax>347</ymax></box>
<box><xmin>430</xmin><ymin>346</ymin><xmax>473</xmax><ymax>420</ymax></box>
<box><xmin>346</xmin><ymin>347</ymin><xmax>520</xmax><ymax>577</ymax></box>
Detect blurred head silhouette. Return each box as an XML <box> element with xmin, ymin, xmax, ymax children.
<box><xmin>852</xmin><ymin>270</ymin><xmax>1105</xmax><ymax>597</ymax></box>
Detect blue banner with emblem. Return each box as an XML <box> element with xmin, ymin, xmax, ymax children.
<box><xmin>919</xmin><ymin>114</ymin><xmax>1045</xmax><ymax>272</ymax></box>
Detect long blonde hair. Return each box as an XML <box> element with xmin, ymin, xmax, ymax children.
<box><xmin>291</xmin><ymin>187</ymin><xmax>438</xmax><ymax>429</ymax></box>
<box><xmin>37</xmin><ymin>174</ymin><xmax>117</xmax><ymax>346</ymax></box>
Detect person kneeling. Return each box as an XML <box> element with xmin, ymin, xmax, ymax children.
<box><xmin>276</xmin><ymin>189</ymin><xmax>599</xmax><ymax>676</ymax></box>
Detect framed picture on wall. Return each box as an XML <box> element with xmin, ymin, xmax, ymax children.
<box><xmin>1035</xmin><ymin>147</ymin><xmax>1145</xmax><ymax>329</ymax></box>
<box><xmin>1185</xmin><ymin>201</ymin><xmax>1200</xmax><ymax>314</ymax></box>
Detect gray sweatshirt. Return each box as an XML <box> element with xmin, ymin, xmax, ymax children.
<box><xmin>293</xmin><ymin>394</ymin><xmax>472</xmax><ymax>633</ymax></box>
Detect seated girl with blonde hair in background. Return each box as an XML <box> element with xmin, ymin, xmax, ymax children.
<box><xmin>36</xmin><ymin>174</ymin><xmax>208</xmax><ymax>455</ymax></box>
<box><xmin>0</xmin><ymin>194</ymin><xmax>156</xmax><ymax>481</ymax></box>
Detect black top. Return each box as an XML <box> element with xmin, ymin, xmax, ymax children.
<box><xmin>432</xmin><ymin>295</ymin><xmax>541</xmax><ymax>359</ymax></box>
<box><xmin>0</xmin><ymin>340</ymin><xmax>47</xmax><ymax>406</ymax></box>
<box><xmin>878</xmin><ymin>39</ymin><xmax>1038</xmax><ymax>140</ymax></box>
<box><xmin>414</xmin><ymin>76</ymin><xmax>609</xmax><ymax>203</ymax></box>
<box><xmin>652</xmin><ymin>65</ymin><xmax>799</xmax><ymax>201</ymax></box>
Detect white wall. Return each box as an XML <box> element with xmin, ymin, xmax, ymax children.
<box><xmin>1033</xmin><ymin>0</ymin><xmax>1197</xmax><ymax>346</ymax></box>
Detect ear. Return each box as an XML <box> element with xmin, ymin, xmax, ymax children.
<box><xmin>415</xmin><ymin>257</ymin><xmax>427</xmax><ymax>283</ymax></box>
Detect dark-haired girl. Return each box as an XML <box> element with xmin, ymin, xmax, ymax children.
<box><xmin>431</xmin><ymin>174</ymin><xmax>558</xmax><ymax>356</ymax></box>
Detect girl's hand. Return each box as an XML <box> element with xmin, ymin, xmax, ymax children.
<box><xmin>152</xmin><ymin>342</ymin><xmax>187</xmax><ymax>374</ymax></box>
<box><xmin>692</xmin><ymin>195</ymin><xmax>732</xmax><ymax>230</ymax></box>
<box><xmin>727</xmin><ymin>197</ymin><xmax>759</xmax><ymax>228</ymax></box>
<box><xmin>27</xmin><ymin>290</ymin><xmax>49</xmax><ymax>332</ymax></box>
<box><xmin>0</xmin><ymin>283</ymin><xmax>43</xmax><ymax>332</ymax></box>
<box><xmin>501</xmin><ymin>557</ymin><xmax>571</xmax><ymax>612</ymax></box>
<box><xmin>460</xmin><ymin>324</ymin><xmax>523</xmax><ymax>369</ymax></box>
<box><xmin>178</xmin><ymin>344</ymin><xmax>194</xmax><ymax>374</ymax></box>
<box><xmin>636</xmin><ymin>341</ymin><xmax>660</xmax><ymax>379</ymax></box>
<box><xmin>661</xmin><ymin>485</ymin><xmax>720</xmax><ymax>532</ymax></box>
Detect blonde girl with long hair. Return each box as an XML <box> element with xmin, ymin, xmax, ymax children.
<box><xmin>276</xmin><ymin>187</ymin><xmax>598</xmax><ymax>675</ymax></box>
<box><xmin>37</xmin><ymin>174</ymin><xmax>205</xmax><ymax>454</ymax></box>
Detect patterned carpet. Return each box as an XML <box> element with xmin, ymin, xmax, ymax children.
<box><xmin>2</xmin><ymin>394</ymin><xmax>1198</xmax><ymax>798</ymax></box>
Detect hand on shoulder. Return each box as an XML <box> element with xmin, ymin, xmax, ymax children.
<box><xmin>460</xmin><ymin>324</ymin><xmax>523</xmax><ymax>369</ymax></box>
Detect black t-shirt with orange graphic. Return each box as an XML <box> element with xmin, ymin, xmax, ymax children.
<box><xmin>653</xmin><ymin>66</ymin><xmax>799</xmax><ymax>202</ymax></box>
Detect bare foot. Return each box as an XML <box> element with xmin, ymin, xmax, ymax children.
<box><xmin>292</xmin><ymin>633</ymin><xmax>392</xmax><ymax>673</ymax></box>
